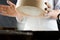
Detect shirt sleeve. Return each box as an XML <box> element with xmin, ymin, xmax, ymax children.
<box><xmin>15</xmin><ymin>0</ymin><xmax>22</xmax><ymax>8</ymax></box>
<box><xmin>55</xmin><ymin>0</ymin><xmax>60</xmax><ymax>9</ymax></box>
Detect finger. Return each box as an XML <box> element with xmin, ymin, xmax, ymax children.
<box><xmin>0</xmin><ymin>11</ymin><xmax>8</xmax><ymax>16</ymax></box>
<box><xmin>0</xmin><ymin>5</ymin><xmax>9</xmax><ymax>10</ymax></box>
<box><xmin>44</xmin><ymin>8</ymin><xmax>52</xmax><ymax>13</ymax></box>
<box><xmin>45</xmin><ymin>2</ymin><xmax>51</xmax><ymax>8</ymax></box>
<box><xmin>0</xmin><ymin>5</ymin><xmax>8</xmax><ymax>8</ymax></box>
<box><xmin>7</xmin><ymin>0</ymin><xmax>15</xmax><ymax>7</ymax></box>
<box><xmin>0</xmin><ymin>7</ymin><xmax>3</xmax><ymax>12</ymax></box>
<box><xmin>0</xmin><ymin>5</ymin><xmax>8</xmax><ymax>12</ymax></box>
<box><xmin>1</xmin><ymin>11</ymin><xmax>15</xmax><ymax>17</ymax></box>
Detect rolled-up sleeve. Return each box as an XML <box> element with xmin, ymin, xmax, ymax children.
<box><xmin>16</xmin><ymin>0</ymin><xmax>22</xmax><ymax>8</ymax></box>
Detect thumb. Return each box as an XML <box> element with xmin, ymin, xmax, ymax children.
<box><xmin>7</xmin><ymin>0</ymin><xmax>15</xmax><ymax>7</ymax></box>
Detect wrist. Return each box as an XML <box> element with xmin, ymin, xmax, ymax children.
<box><xmin>51</xmin><ymin>10</ymin><xmax>60</xmax><ymax>19</ymax></box>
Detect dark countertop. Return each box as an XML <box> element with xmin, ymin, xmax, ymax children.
<box><xmin>0</xmin><ymin>30</ymin><xmax>59</xmax><ymax>40</ymax></box>
<box><xmin>0</xmin><ymin>30</ymin><xmax>33</xmax><ymax>35</ymax></box>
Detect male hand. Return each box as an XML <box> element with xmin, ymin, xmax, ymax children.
<box><xmin>44</xmin><ymin>2</ymin><xmax>60</xmax><ymax>19</ymax></box>
<box><xmin>39</xmin><ymin>2</ymin><xmax>52</xmax><ymax>18</ymax></box>
<box><xmin>0</xmin><ymin>0</ymin><xmax>16</xmax><ymax>17</ymax></box>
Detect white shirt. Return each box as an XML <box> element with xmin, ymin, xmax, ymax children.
<box><xmin>15</xmin><ymin>0</ymin><xmax>59</xmax><ymax>31</ymax></box>
<box><xmin>55</xmin><ymin>0</ymin><xmax>60</xmax><ymax>9</ymax></box>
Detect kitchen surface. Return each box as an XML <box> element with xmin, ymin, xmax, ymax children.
<box><xmin>0</xmin><ymin>30</ymin><xmax>59</xmax><ymax>40</ymax></box>
<box><xmin>0</xmin><ymin>0</ymin><xmax>60</xmax><ymax>40</ymax></box>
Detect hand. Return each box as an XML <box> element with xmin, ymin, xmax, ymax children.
<box><xmin>39</xmin><ymin>2</ymin><xmax>52</xmax><ymax>18</ymax></box>
<box><xmin>44</xmin><ymin>2</ymin><xmax>60</xmax><ymax>19</ymax></box>
<box><xmin>44</xmin><ymin>2</ymin><xmax>52</xmax><ymax>13</ymax></box>
<box><xmin>45</xmin><ymin>2</ymin><xmax>51</xmax><ymax>8</ymax></box>
<box><xmin>47</xmin><ymin>10</ymin><xmax>60</xmax><ymax>19</ymax></box>
<box><xmin>0</xmin><ymin>0</ymin><xmax>17</xmax><ymax>17</ymax></box>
